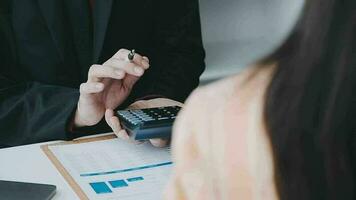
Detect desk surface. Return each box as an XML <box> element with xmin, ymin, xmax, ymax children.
<box><xmin>0</xmin><ymin>134</ymin><xmax>112</xmax><ymax>200</ymax></box>
<box><xmin>0</xmin><ymin>141</ymin><xmax>77</xmax><ymax>199</ymax></box>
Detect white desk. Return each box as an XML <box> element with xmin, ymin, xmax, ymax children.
<box><xmin>0</xmin><ymin>141</ymin><xmax>77</xmax><ymax>199</ymax></box>
<box><xmin>0</xmin><ymin>133</ymin><xmax>112</xmax><ymax>200</ymax></box>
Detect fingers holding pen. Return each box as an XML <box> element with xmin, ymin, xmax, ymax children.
<box><xmin>105</xmin><ymin>58</ymin><xmax>146</xmax><ymax>77</ymax></box>
<box><xmin>87</xmin><ymin>49</ymin><xmax>150</xmax><ymax>83</ymax></box>
<box><xmin>79</xmin><ymin>82</ymin><xmax>105</xmax><ymax>95</ymax></box>
<box><xmin>141</xmin><ymin>57</ymin><xmax>150</xmax><ymax>70</ymax></box>
<box><xmin>87</xmin><ymin>64</ymin><xmax>126</xmax><ymax>82</ymax></box>
<box><xmin>110</xmin><ymin>49</ymin><xmax>150</xmax><ymax>69</ymax></box>
<box><xmin>82</xmin><ymin>64</ymin><xmax>128</xmax><ymax>96</ymax></box>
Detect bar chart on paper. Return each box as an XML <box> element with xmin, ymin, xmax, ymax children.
<box><xmin>48</xmin><ymin>138</ymin><xmax>172</xmax><ymax>200</ymax></box>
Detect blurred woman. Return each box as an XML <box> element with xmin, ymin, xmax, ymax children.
<box><xmin>165</xmin><ymin>0</ymin><xmax>356</xmax><ymax>199</ymax></box>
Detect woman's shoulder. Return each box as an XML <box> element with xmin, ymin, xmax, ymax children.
<box><xmin>178</xmin><ymin>63</ymin><xmax>276</xmax><ymax>141</ymax></box>
<box><xmin>191</xmin><ymin>75</ymin><xmax>237</xmax><ymax>105</ymax></box>
<box><xmin>173</xmin><ymin>63</ymin><xmax>278</xmax><ymax>199</ymax></box>
<box><xmin>187</xmin><ymin>63</ymin><xmax>276</xmax><ymax>111</ymax></box>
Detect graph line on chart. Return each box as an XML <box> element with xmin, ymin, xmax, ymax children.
<box><xmin>80</xmin><ymin>161</ymin><xmax>173</xmax><ymax>177</ymax></box>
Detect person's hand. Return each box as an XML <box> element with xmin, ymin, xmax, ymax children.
<box><xmin>104</xmin><ymin>98</ymin><xmax>183</xmax><ymax>147</ymax></box>
<box><xmin>73</xmin><ymin>49</ymin><xmax>150</xmax><ymax>128</ymax></box>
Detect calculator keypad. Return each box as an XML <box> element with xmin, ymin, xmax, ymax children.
<box><xmin>117</xmin><ymin>106</ymin><xmax>181</xmax><ymax>128</ymax></box>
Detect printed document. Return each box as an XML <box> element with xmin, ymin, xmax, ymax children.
<box><xmin>48</xmin><ymin>137</ymin><xmax>172</xmax><ymax>200</ymax></box>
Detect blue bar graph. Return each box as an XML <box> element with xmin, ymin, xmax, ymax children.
<box><xmin>127</xmin><ymin>176</ymin><xmax>144</xmax><ymax>182</ymax></box>
<box><xmin>80</xmin><ymin>161</ymin><xmax>173</xmax><ymax>177</ymax></box>
<box><xmin>89</xmin><ymin>182</ymin><xmax>112</xmax><ymax>194</ymax></box>
<box><xmin>109</xmin><ymin>180</ymin><xmax>129</xmax><ymax>188</ymax></box>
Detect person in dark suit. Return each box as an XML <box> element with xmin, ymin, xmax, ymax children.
<box><xmin>0</xmin><ymin>0</ymin><xmax>205</xmax><ymax>148</ymax></box>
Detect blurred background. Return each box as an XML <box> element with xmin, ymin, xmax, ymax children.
<box><xmin>199</xmin><ymin>0</ymin><xmax>305</xmax><ymax>85</ymax></box>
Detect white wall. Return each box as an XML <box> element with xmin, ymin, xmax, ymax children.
<box><xmin>199</xmin><ymin>0</ymin><xmax>305</xmax><ymax>84</ymax></box>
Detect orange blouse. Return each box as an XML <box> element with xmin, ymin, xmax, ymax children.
<box><xmin>164</xmin><ymin>64</ymin><xmax>278</xmax><ymax>200</ymax></box>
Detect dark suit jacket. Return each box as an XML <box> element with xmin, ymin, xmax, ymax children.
<box><xmin>0</xmin><ymin>0</ymin><xmax>205</xmax><ymax>147</ymax></box>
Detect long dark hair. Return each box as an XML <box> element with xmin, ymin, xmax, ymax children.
<box><xmin>264</xmin><ymin>0</ymin><xmax>356</xmax><ymax>199</ymax></box>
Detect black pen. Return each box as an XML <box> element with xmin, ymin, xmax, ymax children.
<box><xmin>128</xmin><ymin>49</ymin><xmax>135</xmax><ymax>62</ymax></box>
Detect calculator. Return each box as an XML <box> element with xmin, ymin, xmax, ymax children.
<box><xmin>116</xmin><ymin>106</ymin><xmax>181</xmax><ymax>140</ymax></box>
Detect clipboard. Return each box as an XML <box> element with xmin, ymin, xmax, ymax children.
<box><xmin>41</xmin><ymin>134</ymin><xmax>116</xmax><ymax>200</ymax></box>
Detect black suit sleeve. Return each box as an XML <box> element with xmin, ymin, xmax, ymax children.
<box><xmin>0</xmin><ymin>14</ymin><xmax>80</xmax><ymax>147</ymax></box>
<box><xmin>129</xmin><ymin>0</ymin><xmax>205</xmax><ymax>103</ymax></box>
